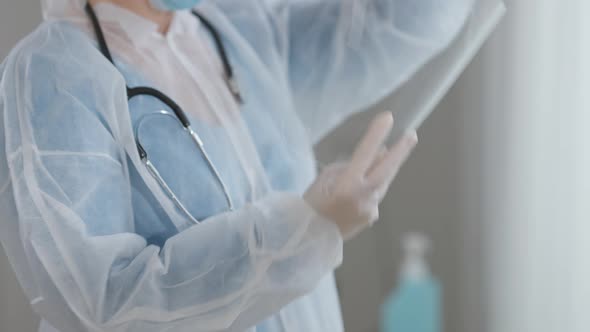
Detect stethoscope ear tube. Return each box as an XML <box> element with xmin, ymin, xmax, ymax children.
<box><xmin>191</xmin><ymin>9</ymin><xmax>243</xmax><ymax>103</ymax></box>
<box><xmin>85</xmin><ymin>2</ymin><xmax>114</xmax><ymax>64</ymax></box>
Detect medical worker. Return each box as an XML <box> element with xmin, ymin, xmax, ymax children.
<box><xmin>0</xmin><ymin>0</ymin><xmax>473</xmax><ymax>331</ymax></box>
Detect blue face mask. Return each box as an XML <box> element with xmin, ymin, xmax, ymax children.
<box><xmin>149</xmin><ymin>0</ymin><xmax>201</xmax><ymax>11</ymax></box>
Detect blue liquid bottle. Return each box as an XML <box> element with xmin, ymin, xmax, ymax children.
<box><xmin>380</xmin><ymin>233</ymin><xmax>441</xmax><ymax>332</ymax></box>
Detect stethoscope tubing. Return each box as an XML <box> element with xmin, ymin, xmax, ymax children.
<box><xmin>85</xmin><ymin>2</ymin><xmax>239</xmax><ymax>221</ymax></box>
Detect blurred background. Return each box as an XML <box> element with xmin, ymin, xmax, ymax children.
<box><xmin>1</xmin><ymin>1</ymin><xmax>589</xmax><ymax>332</ymax></box>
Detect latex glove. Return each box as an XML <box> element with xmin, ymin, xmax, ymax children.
<box><xmin>304</xmin><ymin>112</ymin><xmax>418</xmax><ymax>241</ymax></box>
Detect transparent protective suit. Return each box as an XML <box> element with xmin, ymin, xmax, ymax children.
<box><xmin>0</xmin><ymin>0</ymin><xmax>503</xmax><ymax>331</ymax></box>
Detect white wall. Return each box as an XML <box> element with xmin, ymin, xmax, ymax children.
<box><xmin>471</xmin><ymin>1</ymin><xmax>590</xmax><ymax>331</ymax></box>
<box><xmin>0</xmin><ymin>3</ymin><xmax>43</xmax><ymax>331</ymax></box>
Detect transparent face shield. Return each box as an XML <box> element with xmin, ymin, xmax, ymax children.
<box><xmin>317</xmin><ymin>0</ymin><xmax>506</xmax><ymax>161</ymax></box>
<box><xmin>387</xmin><ymin>0</ymin><xmax>506</xmax><ymax>140</ymax></box>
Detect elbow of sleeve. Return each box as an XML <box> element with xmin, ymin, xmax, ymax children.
<box><xmin>30</xmin><ymin>194</ymin><xmax>343</xmax><ymax>331</ymax></box>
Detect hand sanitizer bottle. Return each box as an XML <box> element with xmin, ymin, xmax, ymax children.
<box><xmin>380</xmin><ymin>233</ymin><xmax>441</xmax><ymax>332</ymax></box>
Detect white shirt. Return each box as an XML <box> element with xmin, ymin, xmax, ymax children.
<box><xmin>89</xmin><ymin>3</ymin><xmax>230</xmax><ymax>124</ymax></box>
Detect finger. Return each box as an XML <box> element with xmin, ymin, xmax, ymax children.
<box><xmin>368</xmin><ymin>130</ymin><xmax>418</xmax><ymax>187</ymax></box>
<box><xmin>320</xmin><ymin>160</ymin><xmax>348</xmax><ymax>174</ymax></box>
<box><xmin>366</xmin><ymin>130</ymin><xmax>418</xmax><ymax>188</ymax></box>
<box><xmin>346</xmin><ymin>112</ymin><xmax>394</xmax><ymax>177</ymax></box>
<box><xmin>367</xmin><ymin>146</ymin><xmax>388</xmax><ymax>175</ymax></box>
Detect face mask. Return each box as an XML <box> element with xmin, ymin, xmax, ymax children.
<box><xmin>149</xmin><ymin>0</ymin><xmax>201</xmax><ymax>11</ymax></box>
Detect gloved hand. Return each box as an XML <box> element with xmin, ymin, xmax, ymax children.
<box><xmin>304</xmin><ymin>112</ymin><xmax>418</xmax><ymax>241</ymax></box>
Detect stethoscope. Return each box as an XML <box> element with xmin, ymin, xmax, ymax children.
<box><xmin>85</xmin><ymin>3</ymin><xmax>241</xmax><ymax>223</ymax></box>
